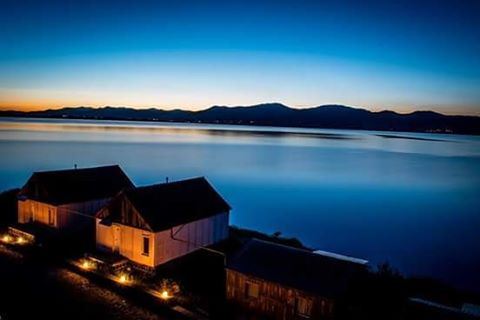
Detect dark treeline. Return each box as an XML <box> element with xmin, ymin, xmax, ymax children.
<box><xmin>2</xmin><ymin>103</ymin><xmax>480</xmax><ymax>135</ymax></box>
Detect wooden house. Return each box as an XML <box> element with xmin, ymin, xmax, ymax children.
<box><xmin>95</xmin><ymin>177</ymin><xmax>231</xmax><ymax>268</ymax></box>
<box><xmin>17</xmin><ymin>165</ymin><xmax>134</xmax><ymax>232</ymax></box>
<box><xmin>226</xmin><ymin>239</ymin><xmax>368</xmax><ymax>320</ymax></box>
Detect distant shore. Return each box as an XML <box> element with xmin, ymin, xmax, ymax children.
<box><xmin>1</xmin><ymin>103</ymin><xmax>479</xmax><ymax>135</ymax></box>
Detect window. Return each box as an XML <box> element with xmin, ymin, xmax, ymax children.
<box><xmin>296</xmin><ymin>297</ymin><xmax>312</xmax><ymax>318</ymax></box>
<box><xmin>245</xmin><ymin>282</ymin><xmax>259</xmax><ymax>298</ymax></box>
<box><xmin>142</xmin><ymin>237</ymin><xmax>150</xmax><ymax>256</ymax></box>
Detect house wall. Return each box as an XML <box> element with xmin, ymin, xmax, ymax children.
<box><xmin>18</xmin><ymin>198</ymin><xmax>110</xmax><ymax>230</ymax></box>
<box><xmin>57</xmin><ymin>198</ymin><xmax>110</xmax><ymax>230</ymax></box>
<box><xmin>226</xmin><ymin>269</ymin><xmax>334</xmax><ymax>320</ymax></box>
<box><xmin>96</xmin><ymin>218</ymin><xmax>114</xmax><ymax>249</ymax></box>
<box><xmin>95</xmin><ymin>219</ymin><xmax>155</xmax><ymax>267</ymax></box>
<box><xmin>96</xmin><ymin>212</ymin><xmax>229</xmax><ymax>268</ymax></box>
<box><xmin>118</xmin><ymin>224</ymin><xmax>155</xmax><ymax>267</ymax></box>
<box><xmin>153</xmin><ymin>212</ymin><xmax>229</xmax><ymax>266</ymax></box>
<box><xmin>18</xmin><ymin>199</ymin><xmax>57</xmax><ymax>227</ymax></box>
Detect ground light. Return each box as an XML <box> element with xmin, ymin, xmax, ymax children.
<box><xmin>117</xmin><ymin>273</ymin><xmax>130</xmax><ymax>284</ymax></box>
<box><xmin>16</xmin><ymin>236</ymin><xmax>25</xmax><ymax>244</ymax></box>
<box><xmin>161</xmin><ymin>290</ymin><xmax>171</xmax><ymax>300</ymax></box>
<box><xmin>2</xmin><ymin>234</ymin><xmax>12</xmax><ymax>243</ymax></box>
<box><xmin>81</xmin><ymin>259</ymin><xmax>95</xmax><ymax>270</ymax></box>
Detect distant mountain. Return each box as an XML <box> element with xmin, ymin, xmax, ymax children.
<box><xmin>1</xmin><ymin>103</ymin><xmax>479</xmax><ymax>135</ymax></box>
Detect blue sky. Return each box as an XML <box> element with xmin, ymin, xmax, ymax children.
<box><xmin>1</xmin><ymin>0</ymin><xmax>479</xmax><ymax>114</ymax></box>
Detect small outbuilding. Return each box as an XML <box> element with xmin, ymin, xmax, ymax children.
<box><xmin>226</xmin><ymin>239</ymin><xmax>368</xmax><ymax>320</ymax></box>
<box><xmin>17</xmin><ymin>165</ymin><xmax>134</xmax><ymax>231</ymax></box>
<box><xmin>95</xmin><ymin>177</ymin><xmax>231</xmax><ymax>268</ymax></box>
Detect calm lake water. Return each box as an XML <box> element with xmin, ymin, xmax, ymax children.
<box><xmin>1</xmin><ymin>117</ymin><xmax>479</xmax><ymax>292</ymax></box>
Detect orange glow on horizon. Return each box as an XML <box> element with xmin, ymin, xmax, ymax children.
<box><xmin>0</xmin><ymin>98</ymin><xmax>478</xmax><ymax>116</ymax></box>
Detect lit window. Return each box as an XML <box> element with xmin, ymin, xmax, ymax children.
<box><xmin>142</xmin><ymin>237</ymin><xmax>150</xmax><ymax>256</ymax></box>
<box><xmin>296</xmin><ymin>297</ymin><xmax>312</xmax><ymax>318</ymax></box>
<box><xmin>245</xmin><ymin>282</ymin><xmax>259</xmax><ymax>298</ymax></box>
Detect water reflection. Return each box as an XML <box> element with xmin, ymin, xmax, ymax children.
<box><xmin>0</xmin><ymin>117</ymin><xmax>479</xmax><ymax>292</ymax></box>
<box><xmin>0</xmin><ymin>117</ymin><xmax>356</xmax><ymax>142</ymax></box>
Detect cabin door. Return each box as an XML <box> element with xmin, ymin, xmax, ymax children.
<box><xmin>113</xmin><ymin>226</ymin><xmax>121</xmax><ymax>253</ymax></box>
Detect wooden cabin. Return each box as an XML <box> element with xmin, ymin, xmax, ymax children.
<box><xmin>95</xmin><ymin>177</ymin><xmax>231</xmax><ymax>268</ymax></box>
<box><xmin>17</xmin><ymin>165</ymin><xmax>134</xmax><ymax>232</ymax></box>
<box><xmin>226</xmin><ymin>239</ymin><xmax>368</xmax><ymax>320</ymax></box>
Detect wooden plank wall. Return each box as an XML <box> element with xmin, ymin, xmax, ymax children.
<box><xmin>226</xmin><ymin>269</ymin><xmax>334</xmax><ymax>320</ymax></box>
<box><xmin>58</xmin><ymin>197</ymin><xmax>110</xmax><ymax>230</ymax></box>
<box><xmin>18</xmin><ymin>199</ymin><xmax>57</xmax><ymax>227</ymax></box>
<box><xmin>154</xmin><ymin>212</ymin><xmax>229</xmax><ymax>266</ymax></box>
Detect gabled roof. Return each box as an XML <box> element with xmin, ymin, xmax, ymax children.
<box><xmin>227</xmin><ymin>239</ymin><xmax>368</xmax><ymax>298</ymax></box>
<box><xmin>101</xmin><ymin>177</ymin><xmax>231</xmax><ymax>232</ymax></box>
<box><xmin>18</xmin><ymin>165</ymin><xmax>134</xmax><ymax>205</ymax></box>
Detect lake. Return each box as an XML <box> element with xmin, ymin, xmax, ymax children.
<box><xmin>1</xmin><ymin>117</ymin><xmax>479</xmax><ymax>292</ymax></box>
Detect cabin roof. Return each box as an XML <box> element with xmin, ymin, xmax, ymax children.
<box><xmin>113</xmin><ymin>177</ymin><xmax>231</xmax><ymax>232</ymax></box>
<box><xmin>227</xmin><ymin>239</ymin><xmax>368</xmax><ymax>298</ymax></box>
<box><xmin>18</xmin><ymin>165</ymin><xmax>134</xmax><ymax>205</ymax></box>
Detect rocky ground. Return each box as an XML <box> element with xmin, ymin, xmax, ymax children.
<box><xmin>0</xmin><ymin>244</ymin><xmax>173</xmax><ymax>320</ymax></box>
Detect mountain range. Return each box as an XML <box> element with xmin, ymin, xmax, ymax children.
<box><xmin>1</xmin><ymin>103</ymin><xmax>479</xmax><ymax>135</ymax></box>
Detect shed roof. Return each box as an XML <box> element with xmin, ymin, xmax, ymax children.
<box><xmin>102</xmin><ymin>177</ymin><xmax>231</xmax><ymax>232</ymax></box>
<box><xmin>19</xmin><ymin>165</ymin><xmax>134</xmax><ymax>205</ymax></box>
<box><xmin>227</xmin><ymin>239</ymin><xmax>368</xmax><ymax>298</ymax></box>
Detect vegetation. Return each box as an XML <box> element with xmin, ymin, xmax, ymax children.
<box><xmin>0</xmin><ymin>188</ymin><xmax>19</xmax><ymax>228</ymax></box>
<box><xmin>228</xmin><ymin>225</ymin><xmax>308</xmax><ymax>250</ymax></box>
<box><xmin>337</xmin><ymin>262</ymin><xmax>480</xmax><ymax>320</ymax></box>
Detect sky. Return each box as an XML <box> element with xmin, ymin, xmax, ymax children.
<box><xmin>1</xmin><ymin>0</ymin><xmax>479</xmax><ymax>115</ymax></box>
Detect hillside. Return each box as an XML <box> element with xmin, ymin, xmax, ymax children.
<box><xmin>1</xmin><ymin>103</ymin><xmax>479</xmax><ymax>134</ymax></box>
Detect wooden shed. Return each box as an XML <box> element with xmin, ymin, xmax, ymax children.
<box><xmin>95</xmin><ymin>177</ymin><xmax>231</xmax><ymax>268</ymax></box>
<box><xmin>226</xmin><ymin>239</ymin><xmax>368</xmax><ymax>320</ymax></box>
<box><xmin>17</xmin><ymin>165</ymin><xmax>134</xmax><ymax>232</ymax></box>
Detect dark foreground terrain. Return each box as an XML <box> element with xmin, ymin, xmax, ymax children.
<box><xmin>1</xmin><ymin>189</ymin><xmax>479</xmax><ymax>320</ymax></box>
<box><xmin>0</xmin><ymin>244</ymin><xmax>171</xmax><ymax>320</ymax></box>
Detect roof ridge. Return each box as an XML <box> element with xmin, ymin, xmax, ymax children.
<box><xmin>34</xmin><ymin>164</ymin><xmax>120</xmax><ymax>174</ymax></box>
<box><xmin>249</xmin><ymin>238</ymin><xmax>313</xmax><ymax>253</ymax></box>
<box><xmin>132</xmin><ymin>176</ymin><xmax>207</xmax><ymax>191</ymax></box>
<box><xmin>112</xmin><ymin>176</ymin><xmax>229</xmax><ymax>232</ymax></box>
<box><xmin>249</xmin><ymin>238</ymin><xmax>368</xmax><ymax>265</ymax></box>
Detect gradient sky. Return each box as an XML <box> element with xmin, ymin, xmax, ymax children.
<box><xmin>1</xmin><ymin>0</ymin><xmax>479</xmax><ymax>114</ymax></box>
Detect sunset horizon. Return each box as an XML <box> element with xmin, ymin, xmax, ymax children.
<box><xmin>1</xmin><ymin>1</ymin><xmax>480</xmax><ymax>319</ymax></box>
<box><xmin>2</xmin><ymin>1</ymin><xmax>479</xmax><ymax>117</ymax></box>
<box><xmin>1</xmin><ymin>102</ymin><xmax>480</xmax><ymax>117</ymax></box>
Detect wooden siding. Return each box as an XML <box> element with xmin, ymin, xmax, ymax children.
<box><xmin>18</xmin><ymin>199</ymin><xmax>57</xmax><ymax>227</ymax></box>
<box><xmin>96</xmin><ymin>212</ymin><xmax>229</xmax><ymax>268</ymax></box>
<box><xmin>154</xmin><ymin>212</ymin><xmax>229</xmax><ymax>266</ymax></box>
<box><xmin>96</xmin><ymin>218</ymin><xmax>114</xmax><ymax>249</ymax></box>
<box><xmin>18</xmin><ymin>198</ymin><xmax>109</xmax><ymax>230</ymax></box>
<box><xmin>57</xmin><ymin>198</ymin><xmax>110</xmax><ymax>229</ymax></box>
<box><xmin>96</xmin><ymin>197</ymin><xmax>151</xmax><ymax>230</ymax></box>
<box><xmin>226</xmin><ymin>269</ymin><xmax>334</xmax><ymax>320</ymax></box>
<box><xmin>95</xmin><ymin>219</ymin><xmax>155</xmax><ymax>267</ymax></box>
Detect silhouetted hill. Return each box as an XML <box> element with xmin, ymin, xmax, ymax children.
<box><xmin>1</xmin><ymin>103</ymin><xmax>479</xmax><ymax>134</ymax></box>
